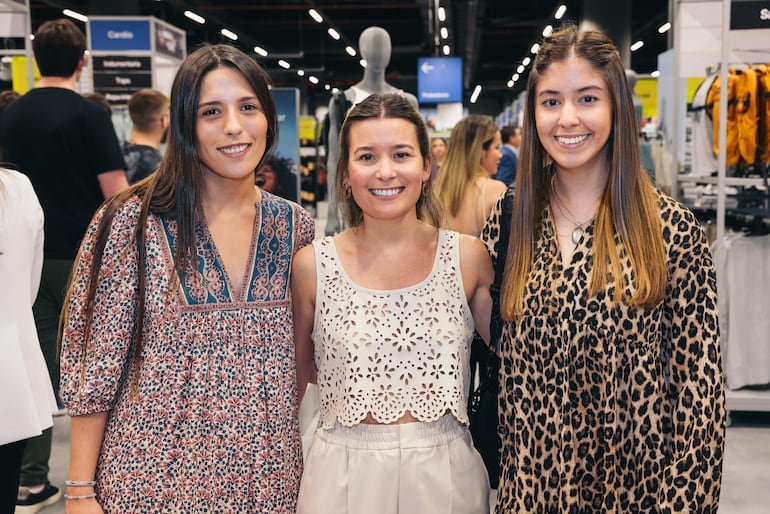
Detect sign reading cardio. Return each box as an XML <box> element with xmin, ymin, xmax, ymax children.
<box><xmin>90</xmin><ymin>20</ymin><xmax>152</xmax><ymax>51</ymax></box>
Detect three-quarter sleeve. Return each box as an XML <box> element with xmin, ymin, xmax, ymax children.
<box><xmin>60</xmin><ymin>198</ymin><xmax>141</xmax><ymax>416</ymax></box>
<box><xmin>660</xmin><ymin>211</ymin><xmax>725</xmax><ymax>513</ymax></box>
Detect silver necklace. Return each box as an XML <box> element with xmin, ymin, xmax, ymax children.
<box><xmin>550</xmin><ymin>175</ymin><xmax>595</xmax><ymax>245</ymax></box>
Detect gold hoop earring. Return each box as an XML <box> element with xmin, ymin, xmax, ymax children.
<box><xmin>421</xmin><ymin>181</ymin><xmax>428</xmax><ymax>198</ymax></box>
<box><xmin>343</xmin><ymin>184</ymin><xmax>352</xmax><ymax>200</ymax></box>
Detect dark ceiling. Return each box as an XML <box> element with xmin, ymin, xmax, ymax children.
<box><xmin>28</xmin><ymin>0</ymin><xmax>670</xmax><ymax>114</ymax></box>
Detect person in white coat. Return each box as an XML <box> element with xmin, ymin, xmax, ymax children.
<box><xmin>0</xmin><ymin>168</ymin><xmax>57</xmax><ymax>512</ymax></box>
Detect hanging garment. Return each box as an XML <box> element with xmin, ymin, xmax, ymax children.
<box><xmin>707</xmin><ymin>70</ymin><xmax>741</xmax><ymax>166</ymax></box>
<box><xmin>689</xmin><ymin>73</ymin><xmax>719</xmax><ymax>177</ymax></box>
<box><xmin>721</xmin><ymin>233</ymin><xmax>770</xmax><ymax>390</ymax></box>
<box><xmin>735</xmin><ymin>66</ymin><xmax>759</xmax><ymax>165</ymax></box>
<box><xmin>755</xmin><ymin>64</ymin><xmax>770</xmax><ymax>163</ymax></box>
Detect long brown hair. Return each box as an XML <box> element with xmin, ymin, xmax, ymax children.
<box><xmin>60</xmin><ymin>44</ymin><xmax>277</xmax><ymax>383</ymax></box>
<box><xmin>501</xmin><ymin>24</ymin><xmax>666</xmax><ymax>320</ymax></box>
<box><xmin>335</xmin><ymin>93</ymin><xmax>442</xmax><ymax>228</ymax></box>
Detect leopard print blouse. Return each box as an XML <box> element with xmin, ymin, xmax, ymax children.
<box><xmin>480</xmin><ymin>191</ymin><xmax>725</xmax><ymax>513</ymax></box>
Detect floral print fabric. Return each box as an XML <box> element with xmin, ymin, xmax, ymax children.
<box><xmin>60</xmin><ymin>192</ymin><xmax>315</xmax><ymax>513</ymax></box>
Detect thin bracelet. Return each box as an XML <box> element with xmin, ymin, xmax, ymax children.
<box><xmin>64</xmin><ymin>493</ymin><xmax>97</xmax><ymax>500</ymax></box>
<box><xmin>65</xmin><ymin>480</ymin><xmax>95</xmax><ymax>487</ymax></box>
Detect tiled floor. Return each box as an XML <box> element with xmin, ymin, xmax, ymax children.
<box><xmin>28</xmin><ymin>202</ymin><xmax>770</xmax><ymax>513</ymax></box>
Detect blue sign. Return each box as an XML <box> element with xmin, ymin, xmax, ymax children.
<box><xmin>417</xmin><ymin>57</ymin><xmax>463</xmax><ymax>104</ymax></box>
<box><xmin>90</xmin><ymin>20</ymin><xmax>152</xmax><ymax>51</ymax></box>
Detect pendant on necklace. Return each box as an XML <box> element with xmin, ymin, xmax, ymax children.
<box><xmin>571</xmin><ymin>225</ymin><xmax>584</xmax><ymax>244</ymax></box>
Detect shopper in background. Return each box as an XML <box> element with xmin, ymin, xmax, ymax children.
<box><xmin>0</xmin><ymin>19</ymin><xmax>127</xmax><ymax>513</ymax></box>
<box><xmin>481</xmin><ymin>24</ymin><xmax>725</xmax><ymax>512</ymax></box>
<box><xmin>122</xmin><ymin>88</ymin><xmax>169</xmax><ymax>184</ymax></box>
<box><xmin>0</xmin><ymin>168</ymin><xmax>57</xmax><ymax>514</ymax></box>
<box><xmin>82</xmin><ymin>92</ymin><xmax>112</xmax><ymax>114</ymax></box>
<box><xmin>59</xmin><ymin>44</ymin><xmax>314</xmax><ymax>513</ymax></box>
<box><xmin>494</xmin><ymin>124</ymin><xmax>520</xmax><ymax>186</ymax></box>
<box><xmin>293</xmin><ymin>93</ymin><xmax>493</xmax><ymax>513</ymax></box>
<box><xmin>429</xmin><ymin>135</ymin><xmax>447</xmax><ymax>178</ymax></box>
<box><xmin>0</xmin><ymin>89</ymin><xmax>20</xmax><ymax>113</ymax></box>
<box><xmin>434</xmin><ymin>114</ymin><xmax>506</xmax><ymax>236</ymax></box>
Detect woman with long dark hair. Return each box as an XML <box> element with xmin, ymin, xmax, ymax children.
<box><xmin>59</xmin><ymin>44</ymin><xmax>314</xmax><ymax>513</ymax></box>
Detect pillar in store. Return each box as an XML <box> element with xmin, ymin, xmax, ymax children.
<box><xmin>580</xmin><ymin>0</ymin><xmax>631</xmax><ymax>67</ymax></box>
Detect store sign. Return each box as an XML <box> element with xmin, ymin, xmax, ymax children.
<box><xmin>417</xmin><ymin>57</ymin><xmax>463</xmax><ymax>104</ymax></box>
<box><xmin>90</xmin><ymin>20</ymin><xmax>152</xmax><ymax>51</ymax></box>
<box><xmin>730</xmin><ymin>1</ymin><xmax>770</xmax><ymax>30</ymax></box>
<box><xmin>92</xmin><ymin>55</ymin><xmax>152</xmax><ymax>105</ymax></box>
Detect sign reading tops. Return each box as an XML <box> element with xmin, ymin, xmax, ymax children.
<box><xmin>90</xmin><ymin>20</ymin><xmax>152</xmax><ymax>51</ymax></box>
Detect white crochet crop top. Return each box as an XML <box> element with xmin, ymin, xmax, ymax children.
<box><xmin>312</xmin><ymin>229</ymin><xmax>474</xmax><ymax>429</ymax></box>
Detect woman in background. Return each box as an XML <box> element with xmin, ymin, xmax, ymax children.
<box><xmin>429</xmin><ymin>136</ymin><xmax>447</xmax><ymax>178</ymax></box>
<box><xmin>434</xmin><ymin>115</ymin><xmax>506</xmax><ymax>236</ymax></box>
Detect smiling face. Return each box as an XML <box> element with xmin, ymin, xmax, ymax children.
<box><xmin>479</xmin><ymin>129</ymin><xmax>503</xmax><ymax>175</ymax></box>
<box><xmin>344</xmin><ymin>116</ymin><xmax>430</xmax><ymax>223</ymax></box>
<box><xmin>534</xmin><ymin>56</ymin><xmax>612</xmax><ymax>177</ymax></box>
<box><xmin>195</xmin><ymin>66</ymin><xmax>268</xmax><ymax>188</ymax></box>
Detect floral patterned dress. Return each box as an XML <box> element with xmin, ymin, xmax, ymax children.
<box><xmin>60</xmin><ymin>192</ymin><xmax>315</xmax><ymax>514</ymax></box>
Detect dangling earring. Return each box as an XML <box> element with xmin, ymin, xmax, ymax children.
<box><xmin>421</xmin><ymin>181</ymin><xmax>428</xmax><ymax>198</ymax></box>
<box><xmin>343</xmin><ymin>183</ymin><xmax>352</xmax><ymax>200</ymax></box>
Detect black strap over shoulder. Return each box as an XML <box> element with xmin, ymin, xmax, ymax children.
<box><xmin>489</xmin><ymin>185</ymin><xmax>515</xmax><ymax>349</ymax></box>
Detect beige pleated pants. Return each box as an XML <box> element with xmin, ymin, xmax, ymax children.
<box><xmin>297</xmin><ymin>415</ymin><xmax>490</xmax><ymax>514</ymax></box>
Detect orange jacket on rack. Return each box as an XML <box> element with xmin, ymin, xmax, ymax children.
<box><xmin>735</xmin><ymin>66</ymin><xmax>758</xmax><ymax>165</ymax></box>
<box><xmin>707</xmin><ymin>70</ymin><xmax>740</xmax><ymax>166</ymax></box>
<box><xmin>755</xmin><ymin>64</ymin><xmax>770</xmax><ymax>163</ymax></box>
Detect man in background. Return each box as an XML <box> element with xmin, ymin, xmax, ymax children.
<box><xmin>495</xmin><ymin>124</ymin><xmax>521</xmax><ymax>186</ymax></box>
<box><xmin>122</xmin><ymin>88</ymin><xmax>169</xmax><ymax>184</ymax></box>
<box><xmin>0</xmin><ymin>18</ymin><xmax>127</xmax><ymax>513</ymax></box>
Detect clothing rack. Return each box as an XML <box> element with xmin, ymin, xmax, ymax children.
<box><xmin>674</xmin><ymin>1</ymin><xmax>770</xmax><ymax>417</ymax></box>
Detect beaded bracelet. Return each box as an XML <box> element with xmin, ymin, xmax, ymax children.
<box><xmin>64</xmin><ymin>493</ymin><xmax>97</xmax><ymax>500</ymax></box>
<box><xmin>65</xmin><ymin>480</ymin><xmax>96</xmax><ymax>487</ymax></box>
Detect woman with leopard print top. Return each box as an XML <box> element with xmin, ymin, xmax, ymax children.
<box><xmin>480</xmin><ymin>24</ymin><xmax>724</xmax><ymax>513</ymax></box>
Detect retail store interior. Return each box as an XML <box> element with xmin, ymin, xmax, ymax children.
<box><xmin>2</xmin><ymin>0</ymin><xmax>769</xmax><ymax>512</ymax></box>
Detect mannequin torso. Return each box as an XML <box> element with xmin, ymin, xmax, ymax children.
<box><xmin>324</xmin><ymin>27</ymin><xmax>419</xmax><ymax>235</ymax></box>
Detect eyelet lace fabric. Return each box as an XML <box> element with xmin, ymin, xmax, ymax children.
<box><xmin>312</xmin><ymin>229</ymin><xmax>474</xmax><ymax>428</ymax></box>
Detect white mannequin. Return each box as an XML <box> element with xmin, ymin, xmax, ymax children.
<box><xmin>324</xmin><ymin>26</ymin><xmax>419</xmax><ymax>235</ymax></box>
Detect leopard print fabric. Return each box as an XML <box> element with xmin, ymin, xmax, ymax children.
<box><xmin>480</xmin><ymin>191</ymin><xmax>725</xmax><ymax>513</ymax></box>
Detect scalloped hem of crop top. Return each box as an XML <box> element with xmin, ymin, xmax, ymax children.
<box><xmin>359</xmin><ymin>410</ymin><xmax>423</xmax><ymax>425</ymax></box>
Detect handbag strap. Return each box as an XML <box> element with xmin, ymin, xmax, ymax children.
<box><xmin>489</xmin><ymin>185</ymin><xmax>515</xmax><ymax>351</ymax></box>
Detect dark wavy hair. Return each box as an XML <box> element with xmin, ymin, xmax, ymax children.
<box><xmin>60</xmin><ymin>44</ymin><xmax>277</xmax><ymax>385</ymax></box>
<box><xmin>335</xmin><ymin>93</ymin><xmax>441</xmax><ymax>227</ymax></box>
